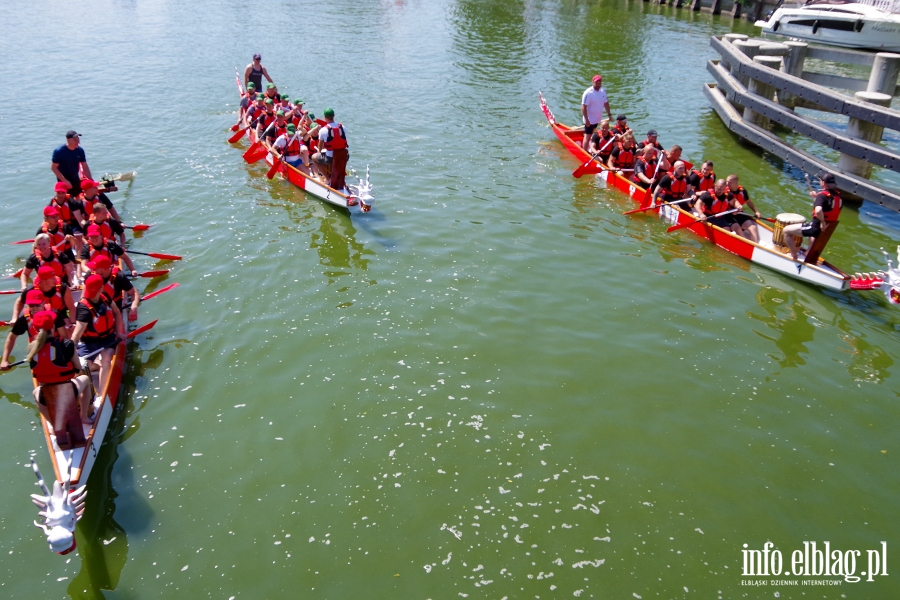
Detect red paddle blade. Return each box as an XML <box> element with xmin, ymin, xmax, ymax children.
<box><xmin>141</xmin><ymin>283</ymin><xmax>179</xmax><ymax>301</ymax></box>
<box><xmin>0</xmin><ymin>320</ymin><xmax>11</xmax><ymax>327</ymax></box>
<box><xmin>8</xmin><ymin>269</ymin><xmax>24</xmax><ymax>279</ymax></box>
<box><xmin>266</xmin><ymin>158</ymin><xmax>282</xmax><ymax>179</ymax></box>
<box><xmin>231</xmin><ymin>123</ymin><xmax>240</xmax><ymax>132</ymax></box>
<box><xmin>10</xmin><ymin>239</ymin><xmax>35</xmax><ymax>245</ymax></box>
<box><xmin>242</xmin><ymin>141</ymin><xmax>262</xmax><ymax>162</ymax></box>
<box><xmin>573</xmin><ymin>163</ymin><xmax>604</xmax><ymax>179</ymax></box>
<box><xmin>137</xmin><ymin>270</ymin><xmax>169</xmax><ymax>278</ymax></box>
<box><xmin>0</xmin><ymin>290</ymin><xmax>21</xmax><ymax>295</ymax></box>
<box><xmin>127</xmin><ymin>224</ymin><xmax>152</xmax><ymax>231</ymax></box>
<box><xmin>229</xmin><ymin>128</ymin><xmax>247</xmax><ymax>144</ymax></box>
<box><xmin>248</xmin><ymin>146</ymin><xmax>269</xmax><ymax>164</ymax></box>
<box><xmin>623</xmin><ymin>205</ymin><xmax>657</xmax><ymax>215</ymax></box>
<box><xmin>127</xmin><ymin>319</ymin><xmax>158</xmax><ymax>338</ymax></box>
<box><xmin>147</xmin><ymin>252</ymin><xmax>182</xmax><ymax>261</ymax></box>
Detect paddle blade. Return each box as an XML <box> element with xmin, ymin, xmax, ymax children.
<box><xmin>623</xmin><ymin>205</ymin><xmax>658</xmax><ymax>215</ymax></box>
<box><xmin>248</xmin><ymin>146</ymin><xmax>269</xmax><ymax>164</ymax></box>
<box><xmin>147</xmin><ymin>252</ymin><xmax>182</xmax><ymax>261</ymax></box>
<box><xmin>141</xmin><ymin>283</ymin><xmax>179</xmax><ymax>301</ymax></box>
<box><xmin>127</xmin><ymin>224</ymin><xmax>152</xmax><ymax>231</ymax></box>
<box><xmin>0</xmin><ymin>320</ymin><xmax>11</xmax><ymax>327</ymax></box>
<box><xmin>9</xmin><ymin>269</ymin><xmax>24</xmax><ymax>279</ymax></box>
<box><xmin>573</xmin><ymin>163</ymin><xmax>604</xmax><ymax>179</ymax></box>
<box><xmin>231</xmin><ymin>123</ymin><xmax>240</xmax><ymax>132</ymax></box>
<box><xmin>0</xmin><ymin>290</ymin><xmax>21</xmax><ymax>295</ymax></box>
<box><xmin>228</xmin><ymin>128</ymin><xmax>247</xmax><ymax>143</ymax></box>
<box><xmin>266</xmin><ymin>158</ymin><xmax>282</xmax><ymax>179</ymax></box>
<box><xmin>667</xmin><ymin>220</ymin><xmax>698</xmax><ymax>233</ymax></box>
<box><xmin>242</xmin><ymin>141</ymin><xmax>262</xmax><ymax>162</ymax></box>
<box><xmin>10</xmin><ymin>239</ymin><xmax>35</xmax><ymax>245</ymax></box>
<box><xmin>127</xmin><ymin>319</ymin><xmax>158</xmax><ymax>338</ymax></box>
<box><xmin>136</xmin><ymin>270</ymin><xmax>169</xmax><ymax>278</ymax></box>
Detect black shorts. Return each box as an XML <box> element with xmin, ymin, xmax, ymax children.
<box><xmin>733</xmin><ymin>213</ymin><xmax>755</xmax><ymax>225</ymax></box>
<box><xmin>584</xmin><ymin>123</ymin><xmax>598</xmax><ymax>135</ymax></box>
<box><xmin>800</xmin><ymin>220</ymin><xmax>822</xmax><ymax>237</ymax></box>
<box><xmin>708</xmin><ymin>215</ymin><xmax>736</xmax><ymax>228</ymax></box>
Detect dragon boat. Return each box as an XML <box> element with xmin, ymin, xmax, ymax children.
<box><xmin>229</xmin><ymin>73</ymin><xmax>374</xmax><ymax>213</ymax></box>
<box><xmin>539</xmin><ymin>92</ymin><xmax>900</xmax><ymax>302</ymax></box>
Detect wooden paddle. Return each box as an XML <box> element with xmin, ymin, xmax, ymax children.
<box><xmin>5</xmin><ymin>319</ymin><xmax>158</xmax><ymax>369</ymax></box>
<box><xmin>666</xmin><ymin>208</ymin><xmax>739</xmax><ymax>233</ymax></box>
<box><xmin>127</xmin><ymin>250</ymin><xmax>182</xmax><ymax>261</ymax></box>
<box><xmin>622</xmin><ymin>197</ymin><xmax>692</xmax><ymax>215</ymax></box>
<box><xmin>572</xmin><ymin>135</ymin><xmax>619</xmax><ymax>178</ymax></box>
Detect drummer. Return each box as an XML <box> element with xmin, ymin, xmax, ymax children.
<box><xmin>726</xmin><ymin>174</ymin><xmax>761</xmax><ymax>243</ymax></box>
<box><xmin>782</xmin><ymin>172</ymin><xmax>842</xmax><ymax>260</ymax></box>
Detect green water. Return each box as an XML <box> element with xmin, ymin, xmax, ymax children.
<box><xmin>1</xmin><ymin>1</ymin><xmax>898</xmax><ymax>598</ymax></box>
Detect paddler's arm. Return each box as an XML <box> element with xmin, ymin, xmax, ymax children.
<box><xmin>745</xmin><ymin>198</ymin><xmax>761</xmax><ymax>218</ymax></box>
<box><xmin>64</xmin><ymin>289</ymin><xmax>77</xmax><ymax>329</ymax></box>
<box><xmin>20</xmin><ymin>267</ymin><xmax>32</xmax><ymax>291</ymax></box>
<box><xmin>63</xmin><ymin>261</ymin><xmax>76</xmax><ymax>284</ymax></box>
<box><xmin>0</xmin><ymin>331</ymin><xmax>19</xmax><ymax>370</ymax></box>
<box><xmin>71</xmin><ymin>321</ymin><xmax>87</xmax><ymax>346</ymax></box>
<box><xmin>111</xmin><ymin>304</ymin><xmax>125</xmax><ymax>340</ymax></box>
<box><xmin>814</xmin><ymin>204</ymin><xmax>827</xmax><ymax>230</ymax></box>
<box><xmin>119</xmin><ymin>251</ymin><xmax>138</xmax><ymax>278</ymax></box>
<box><xmin>11</xmin><ymin>295</ymin><xmax>24</xmax><ymax>322</ymax></box>
<box><xmin>127</xmin><ymin>287</ymin><xmax>139</xmax><ymax>323</ymax></box>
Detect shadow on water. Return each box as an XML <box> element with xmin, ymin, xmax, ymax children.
<box><xmin>66</xmin><ymin>344</ymin><xmax>163</xmax><ymax>600</ymax></box>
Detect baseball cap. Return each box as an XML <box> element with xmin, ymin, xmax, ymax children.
<box><xmin>592</xmin><ymin>75</ymin><xmax>602</xmax><ymax>82</ymax></box>
<box><xmin>247</xmin><ymin>82</ymin><xmax>256</xmax><ymax>89</ymax></box>
<box><xmin>276</xmin><ymin>110</ymin><xmax>285</xmax><ymax>117</ymax></box>
<box><xmin>26</xmin><ymin>289</ymin><xmax>46</xmax><ymax>305</ymax></box>
<box><xmin>265</xmin><ymin>98</ymin><xmax>274</xmax><ymax>105</ymax></box>
<box><xmin>267</xmin><ymin>83</ymin><xmax>275</xmax><ymax>90</ymax></box>
<box><xmin>286</xmin><ymin>124</ymin><xmax>296</xmax><ymax>133</ymax></box>
<box><xmin>323</xmin><ymin>108</ymin><xmax>335</xmax><ymax>118</ymax></box>
<box><xmin>84</xmin><ymin>274</ymin><xmax>104</xmax><ymax>298</ymax></box>
<box><xmin>253</xmin><ymin>53</ymin><xmax>261</xmax><ymax>60</ymax></box>
<box><xmin>81</xmin><ymin>179</ymin><xmax>98</xmax><ymax>190</ymax></box>
<box><xmin>616</xmin><ymin>114</ymin><xmax>627</xmax><ymax>121</ymax></box>
<box><xmin>87</xmin><ymin>255</ymin><xmax>112</xmax><ymax>270</ymax></box>
<box><xmin>65</xmin><ymin>130</ymin><xmax>81</xmax><ymax>139</ymax></box>
<box><xmin>86</xmin><ymin>224</ymin><xmax>102</xmax><ymax>237</ymax></box>
<box><xmin>820</xmin><ymin>172</ymin><xmax>836</xmax><ymax>184</ymax></box>
<box><xmin>54</xmin><ymin>182</ymin><xmax>69</xmax><ymax>193</ymax></box>
<box><xmin>32</xmin><ymin>310</ymin><xmax>56</xmax><ymax>332</ymax></box>
<box><xmin>43</xmin><ymin>205</ymin><xmax>59</xmax><ymax>217</ymax></box>
<box><xmin>36</xmin><ymin>265</ymin><xmax>57</xmax><ymax>281</ymax></box>
<box><xmin>647</xmin><ymin>129</ymin><xmax>658</xmax><ymax>137</ymax></box>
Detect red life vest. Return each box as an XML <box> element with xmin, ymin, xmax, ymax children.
<box><xmin>49</xmin><ymin>199</ymin><xmax>73</xmax><ymax>223</ymax></box>
<box><xmin>101</xmin><ymin>266</ymin><xmax>123</xmax><ymax>304</ymax></box>
<box><xmin>79</xmin><ymin>295</ymin><xmax>116</xmax><ymax>339</ymax></box>
<box><xmin>89</xmin><ymin>215</ymin><xmax>113</xmax><ymax>241</ymax></box>
<box><xmin>88</xmin><ymin>243</ymin><xmax>116</xmax><ymax>265</ymax></box>
<box><xmin>283</xmin><ymin>136</ymin><xmax>303</xmax><ymax>156</ymax></box>
<box><xmin>633</xmin><ymin>159</ymin><xmax>658</xmax><ymax>185</ymax></box>
<box><xmin>34</xmin><ymin>249</ymin><xmax>65</xmax><ymax>279</ymax></box>
<box><xmin>41</xmin><ymin>222</ymin><xmax>69</xmax><ymax>250</ymax></box>
<box><xmin>323</xmin><ymin>123</ymin><xmax>348</xmax><ymax>151</ymax></box>
<box><xmin>818</xmin><ymin>190</ymin><xmax>842</xmax><ymax>222</ymax></box>
<box><xmin>596</xmin><ymin>131</ymin><xmax>615</xmax><ymax>157</ymax></box>
<box><xmin>25</xmin><ymin>284</ymin><xmax>65</xmax><ymax>315</ymax></box>
<box><xmin>692</xmin><ymin>169</ymin><xmax>715</xmax><ymax>192</ymax></box>
<box><xmin>731</xmin><ymin>185</ymin><xmax>748</xmax><ymax>206</ymax></box>
<box><xmin>641</xmin><ymin>139</ymin><xmax>662</xmax><ymax>150</ymax></box>
<box><xmin>30</xmin><ymin>337</ymin><xmax>79</xmax><ymax>385</ymax></box>
<box><xmin>702</xmin><ymin>192</ymin><xmax>732</xmax><ymax>215</ymax></box>
<box><xmin>662</xmin><ymin>175</ymin><xmax>688</xmax><ymax>199</ymax></box>
<box><xmin>612</xmin><ymin>143</ymin><xmax>635</xmax><ymax>169</ymax></box>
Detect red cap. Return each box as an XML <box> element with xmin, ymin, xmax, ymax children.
<box><xmin>87</xmin><ymin>255</ymin><xmax>112</xmax><ymax>270</ymax></box>
<box><xmin>54</xmin><ymin>182</ymin><xmax>69</xmax><ymax>193</ymax></box>
<box><xmin>43</xmin><ymin>205</ymin><xmax>59</xmax><ymax>217</ymax></box>
<box><xmin>84</xmin><ymin>274</ymin><xmax>104</xmax><ymax>298</ymax></box>
<box><xmin>26</xmin><ymin>289</ymin><xmax>46</xmax><ymax>305</ymax></box>
<box><xmin>36</xmin><ymin>265</ymin><xmax>57</xmax><ymax>281</ymax></box>
<box><xmin>81</xmin><ymin>179</ymin><xmax>98</xmax><ymax>190</ymax></box>
<box><xmin>86</xmin><ymin>224</ymin><xmax>102</xmax><ymax>237</ymax></box>
<box><xmin>592</xmin><ymin>74</ymin><xmax>602</xmax><ymax>82</ymax></box>
<box><xmin>32</xmin><ymin>311</ymin><xmax>56</xmax><ymax>332</ymax></box>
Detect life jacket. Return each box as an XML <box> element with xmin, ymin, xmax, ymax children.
<box><xmin>633</xmin><ymin>159</ymin><xmax>658</xmax><ymax>185</ymax></box>
<box><xmin>49</xmin><ymin>198</ymin><xmax>74</xmax><ymax>224</ymax></box>
<box><xmin>30</xmin><ymin>337</ymin><xmax>79</xmax><ymax>385</ymax></box>
<box><xmin>283</xmin><ymin>135</ymin><xmax>303</xmax><ymax>156</ymax></box>
<box><xmin>102</xmin><ymin>266</ymin><xmax>124</xmax><ymax>304</ymax></box>
<box><xmin>612</xmin><ymin>124</ymin><xmax>630</xmax><ymax>136</ymax></box>
<box><xmin>34</xmin><ymin>249</ymin><xmax>65</xmax><ymax>279</ymax></box>
<box><xmin>661</xmin><ymin>174</ymin><xmax>688</xmax><ymax>199</ymax></box>
<box><xmin>612</xmin><ymin>143</ymin><xmax>635</xmax><ymax>169</ymax></box>
<box><xmin>77</xmin><ymin>194</ymin><xmax>98</xmax><ymax>218</ymax></box>
<box><xmin>89</xmin><ymin>215</ymin><xmax>113</xmax><ymax>241</ymax></box>
<box><xmin>692</xmin><ymin>169</ymin><xmax>715</xmax><ymax>192</ymax></box>
<box><xmin>640</xmin><ymin>139</ymin><xmax>663</xmax><ymax>150</ymax></box>
<box><xmin>731</xmin><ymin>185</ymin><xmax>748</xmax><ymax>206</ymax></box>
<box><xmin>701</xmin><ymin>192</ymin><xmax>731</xmax><ymax>215</ymax></box>
<box><xmin>273</xmin><ymin>123</ymin><xmax>287</xmax><ymax>138</ymax></box>
<box><xmin>596</xmin><ymin>131</ymin><xmax>616</xmax><ymax>157</ymax></box>
<box><xmin>818</xmin><ymin>190</ymin><xmax>842</xmax><ymax>222</ymax></box>
<box><xmin>41</xmin><ymin>222</ymin><xmax>69</xmax><ymax>250</ymax></box>
<box><xmin>323</xmin><ymin>123</ymin><xmax>348</xmax><ymax>151</ymax></box>
<box><xmin>78</xmin><ymin>295</ymin><xmax>116</xmax><ymax>340</ymax></box>
<box><xmin>25</xmin><ymin>283</ymin><xmax>66</xmax><ymax>314</ymax></box>
<box><xmin>88</xmin><ymin>242</ymin><xmax>116</xmax><ymax>265</ymax></box>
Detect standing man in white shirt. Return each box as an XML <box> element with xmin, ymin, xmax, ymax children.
<box><xmin>581</xmin><ymin>75</ymin><xmax>612</xmax><ymax>152</ymax></box>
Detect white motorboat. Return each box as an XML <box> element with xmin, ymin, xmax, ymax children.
<box><xmin>756</xmin><ymin>0</ymin><xmax>900</xmax><ymax>52</ymax></box>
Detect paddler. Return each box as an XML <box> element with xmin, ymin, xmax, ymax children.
<box><xmin>80</xmin><ymin>178</ymin><xmax>121</xmax><ymax>222</ymax></box>
<box><xmin>86</xmin><ymin>255</ymin><xmax>140</xmax><ymax>323</ymax></box>
<box><xmin>51</xmin><ymin>131</ymin><xmax>92</xmax><ymax>196</ymax></box>
<box><xmin>651</xmin><ymin>160</ymin><xmax>692</xmax><ymax>208</ymax></box>
<box><xmin>782</xmin><ymin>172</ymin><xmax>842</xmax><ymax>260</ymax></box>
<box><xmin>37</xmin><ymin>206</ymin><xmax>73</xmax><ymax>256</ymax></box>
<box><xmin>726</xmin><ymin>174</ymin><xmax>761</xmax><ymax>243</ymax></box>
<box><xmin>11</xmin><ymin>266</ymin><xmax>77</xmax><ymax>327</ymax></box>
<box><xmin>314</xmin><ymin>108</ymin><xmax>351</xmax><ymax>194</ymax></box>
<box><xmin>253</xmin><ymin>99</ymin><xmax>277</xmax><ymax>139</ymax></box>
<box><xmin>581</xmin><ymin>75</ymin><xmax>612</xmax><ymax>152</ymax></box>
<box><xmin>661</xmin><ymin>145</ymin><xmax>683</xmax><ymax>172</ymax></box>
<box><xmin>588</xmin><ymin>120</ymin><xmax>618</xmax><ymax>164</ymax></box>
<box><xmin>278</xmin><ymin>95</ymin><xmax>293</xmax><ymax>113</ymax></box>
<box><xmin>79</xmin><ymin>224</ymin><xmax>137</xmax><ymax>279</ymax></box>
<box><xmin>638</xmin><ymin>130</ymin><xmax>663</xmax><ymax>151</ymax></box>
<box><xmin>692</xmin><ymin>179</ymin><xmax>743</xmax><ymax>235</ymax></box>
<box><xmin>238</xmin><ymin>83</ymin><xmax>257</xmax><ymax>123</ymax></box>
<box><xmin>263</xmin><ymin>111</ymin><xmax>288</xmax><ymax>144</ymax></box>
<box><xmin>273</xmin><ymin>124</ymin><xmax>309</xmax><ymax>169</ymax></box>
<box><xmin>612</xmin><ymin>114</ymin><xmax>631</xmax><ymax>137</ymax></box>
<box><xmin>288</xmin><ymin>101</ymin><xmax>307</xmax><ymax>127</ymax></box>
<box><xmin>48</xmin><ymin>182</ymin><xmax>86</xmax><ymax>255</ymax></box>
<box><xmin>70</xmin><ymin>274</ymin><xmax>125</xmax><ymax>399</ymax></box>
<box><xmin>264</xmin><ymin>83</ymin><xmax>279</xmax><ymax>103</ymax></box>
<box><xmin>244</xmin><ymin>53</ymin><xmax>273</xmax><ymax>92</ymax></box>
<box><xmin>88</xmin><ymin>202</ymin><xmax>126</xmax><ymax>247</ymax></box>
<box><xmin>0</xmin><ymin>309</ymin><xmax>94</xmax><ymax>426</ymax></box>
<box><xmin>632</xmin><ymin>146</ymin><xmax>659</xmax><ymax>188</ymax></box>
<box><xmin>688</xmin><ymin>161</ymin><xmax>716</xmax><ymax>193</ymax></box>
<box><xmin>607</xmin><ymin>132</ymin><xmax>637</xmax><ymax>174</ymax></box>
<box><xmin>22</xmin><ymin>234</ymin><xmax>75</xmax><ymax>290</ymax></box>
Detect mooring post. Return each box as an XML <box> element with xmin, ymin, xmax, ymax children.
<box><xmin>732</xmin><ymin>39</ymin><xmax>762</xmax><ymax>88</ymax></box>
<box><xmin>837</xmin><ymin>91</ymin><xmax>892</xmax><ymax>178</ymax></box>
<box><xmin>780</xmin><ymin>41</ymin><xmax>808</xmax><ymax>110</ymax></box>
<box><xmin>866</xmin><ymin>52</ymin><xmax>900</xmax><ymax>96</ymax></box>
<box><xmin>689</xmin><ymin>0</ymin><xmax>702</xmax><ymax>12</ymax></box>
<box><xmin>710</xmin><ymin>0</ymin><xmax>722</xmax><ymax>15</ymax></box>
<box><xmin>720</xmin><ymin>34</ymin><xmax>749</xmax><ymax>71</ymax></box>
<box><xmin>757</xmin><ymin>42</ymin><xmax>790</xmax><ymax>58</ymax></box>
<box><xmin>743</xmin><ymin>56</ymin><xmax>783</xmax><ymax>129</ymax></box>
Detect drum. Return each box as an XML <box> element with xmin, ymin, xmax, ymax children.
<box><xmin>772</xmin><ymin>213</ymin><xmax>806</xmax><ymax>252</ymax></box>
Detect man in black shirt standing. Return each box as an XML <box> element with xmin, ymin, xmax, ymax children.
<box><xmin>51</xmin><ymin>131</ymin><xmax>93</xmax><ymax>196</ymax></box>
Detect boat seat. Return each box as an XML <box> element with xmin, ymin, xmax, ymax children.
<box><xmin>41</xmin><ymin>382</ymin><xmax>87</xmax><ymax>451</ymax></box>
